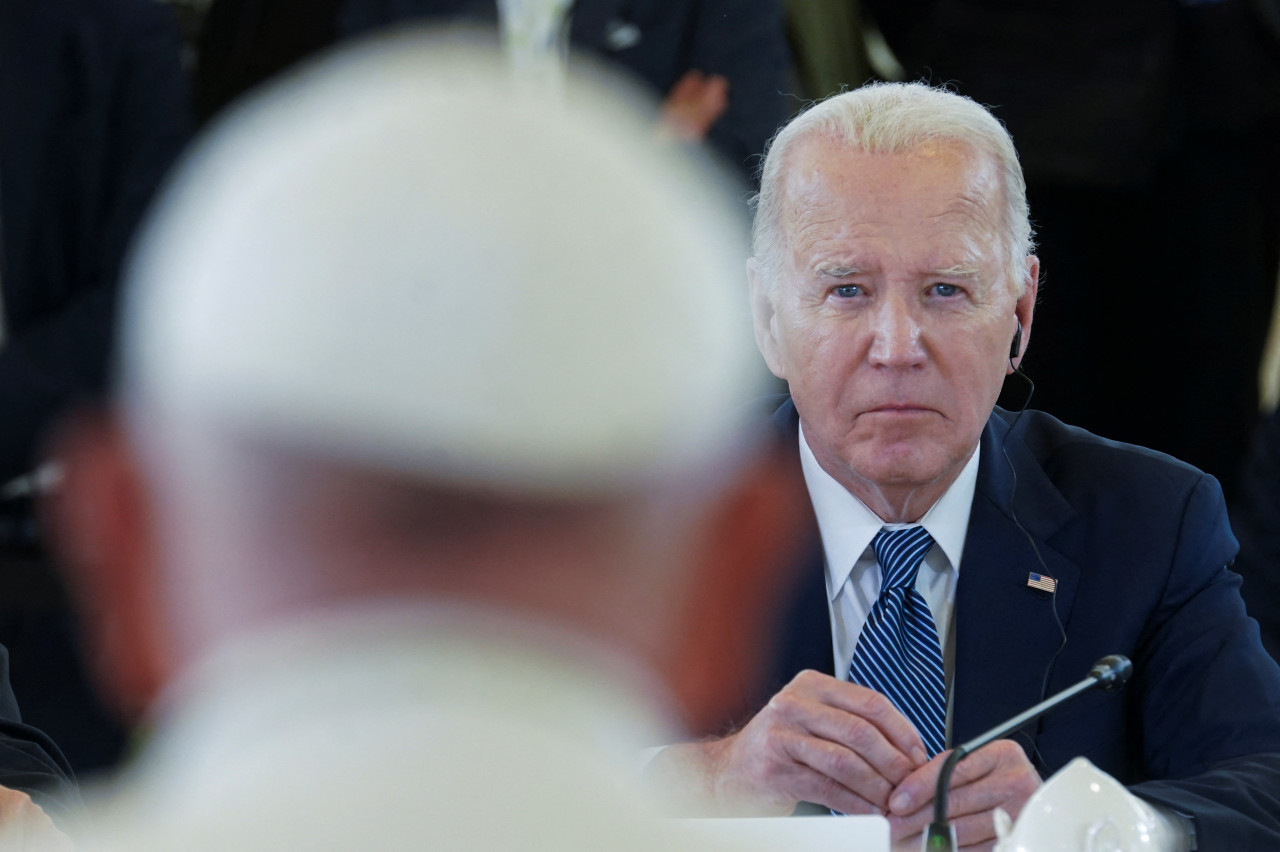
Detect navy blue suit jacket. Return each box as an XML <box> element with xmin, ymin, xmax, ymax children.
<box><xmin>0</xmin><ymin>0</ymin><xmax>189</xmax><ymax>481</ymax></box>
<box><xmin>0</xmin><ymin>645</ymin><xmax>78</xmax><ymax>822</ymax></box>
<box><xmin>752</xmin><ymin>399</ymin><xmax>1280</xmax><ymax>846</ymax></box>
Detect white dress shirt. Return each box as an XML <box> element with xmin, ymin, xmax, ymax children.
<box><xmin>798</xmin><ymin>424</ymin><xmax>980</xmax><ymax>724</ymax></box>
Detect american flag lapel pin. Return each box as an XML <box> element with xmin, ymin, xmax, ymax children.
<box><xmin>1027</xmin><ymin>572</ymin><xmax>1058</xmax><ymax>593</ymax></box>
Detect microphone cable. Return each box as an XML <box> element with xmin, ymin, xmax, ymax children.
<box><xmin>999</xmin><ymin>363</ymin><xmax>1069</xmax><ymax>764</ymax></box>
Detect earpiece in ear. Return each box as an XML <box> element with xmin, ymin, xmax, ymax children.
<box><xmin>1009</xmin><ymin>320</ymin><xmax>1023</xmax><ymax>362</ymax></box>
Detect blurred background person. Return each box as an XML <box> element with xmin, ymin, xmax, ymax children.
<box><xmin>0</xmin><ymin>0</ymin><xmax>190</xmax><ymax>801</ymax></box>
<box><xmin>45</xmin><ymin>34</ymin><xmax>807</xmax><ymax>849</ymax></box>
<box><xmin>190</xmin><ymin>0</ymin><xmax>793</xmax><ymax>184</ymax></box>
<box><xmin>0</xmin><ymin>0</ymin><xmax>189</xmax><ymax>486</ymax></box>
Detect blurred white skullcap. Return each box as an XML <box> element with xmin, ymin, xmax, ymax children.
<box><xmin>121</xmin><ymin>32</ymin><xmax>763</xmax><ymax>496</ymax></box>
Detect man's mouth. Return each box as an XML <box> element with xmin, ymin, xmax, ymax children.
<box><xmin>868</xmin><ymin>404</ymin><xmax>933</xmax><ymax>413</ymax></box>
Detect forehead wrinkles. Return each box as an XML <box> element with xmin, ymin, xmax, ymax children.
<box><xmin>941</xmin><ymin>156</ymin><xmax>1017</xmax><ymax>292</ymax></box>
<box><xmin>946</xmin><ymin>151</ymin><xmax>1005</xmax><ymax>230</ymax></box>
<box><xmin>778</xmin><ymin>159</ymin><xmax>848</xmax><ymax>257</ymax></box>
<box><xmin>921</xmin><ymin>195</ymin><xmax>1002</xmax><ymax>262</ymax></box>
<box><xmin>786</xmin><ymin>201</ymin><xmax>848</xmax><ymax>262</ymax></box>
<box><xmin>779</xmin><ymin>140</ymin><xmax>1009</xmax><ymax>271</ymax></box>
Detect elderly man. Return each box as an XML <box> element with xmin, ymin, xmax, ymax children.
<box><xmin>653</xmin><ymin>83</ymin><xmax>1280</xmax><ymax>849</ymax></box>
<box><xmin>43</xmin><ymin>35</ymin><xmax>805</xmax><ymax>850</ymax></box>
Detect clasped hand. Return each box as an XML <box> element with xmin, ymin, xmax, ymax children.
<box><xmin>668</xmin><ymin>670</ymin><xmax>1041</xmax><ymax>849</ymax></box>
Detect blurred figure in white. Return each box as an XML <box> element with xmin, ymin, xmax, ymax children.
<box><xmin>45</xmin><ymin>33</ymin><xmax>805</xmax><ymax>851</ymax></box>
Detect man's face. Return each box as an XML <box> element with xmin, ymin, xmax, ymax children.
<box><xmin>751</xmin><ymin>137</ymin><xmax>1037</xmax><ymax>516</ymax></box>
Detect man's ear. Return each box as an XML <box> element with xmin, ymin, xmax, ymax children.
<box><xmin>662</xmin><ymin>441</ymin><xmax>809</xmax><ymax>735</ymax></box>
<box><xmin>746</xmin><ymin>259</ymin><xmax>787</xmax><ymax>380</ymax></box>
<box><xmin>1009</xmin><ymin>255</ymin><xmax>1039</xmax><ymax>372</ymax></box>
<box><xmin>43</xmin><ymin>409</ymin><xmax>173</xmax><ymax>723</ymax></box>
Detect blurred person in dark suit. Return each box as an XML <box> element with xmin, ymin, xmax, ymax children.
<box><xmin>0</xmin><ymin>0</ymin><xmax>190</xmax><ymax>484</ymax></box>
<box><xmin>0</xmin><ymin>0</ymin><xmax>191</xmax><ymax>831</ymax></box>
<box><xmin>193</xmin><ymin>0</ymin><xmax>792</xmax><ymax>183</ymax></box>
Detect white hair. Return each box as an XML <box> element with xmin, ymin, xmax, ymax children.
<box><xmin>751</xmin><ymin>82</ymin><xmax>1034</xmax><ymax>292</ymax></box>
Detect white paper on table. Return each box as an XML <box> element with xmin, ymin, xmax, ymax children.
<box><xmin>678</xmin><ymin>815</ymin><xmax>890</xmax><ymax>851</ymax></box>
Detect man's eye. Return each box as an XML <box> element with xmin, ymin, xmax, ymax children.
<box><xmin>833</xmin><ymin>284</ymin><xmax>861</xmax><ymax>298</ymax></box>
<box><xmin>931</xmin><ymin>283</ymin><xmax>960</xmax><ymax>297</ymax></box>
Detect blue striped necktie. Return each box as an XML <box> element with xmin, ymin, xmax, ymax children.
<box><xmin>849</xmin><ymin>526</ymin><xmax>947</xmax><ymax>757</ymax></box>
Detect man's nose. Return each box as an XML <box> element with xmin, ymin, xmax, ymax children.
<box><xmin>867</xmin><ymin>298</ymin><xmax>925</xmax><ymax>368</ymax></box>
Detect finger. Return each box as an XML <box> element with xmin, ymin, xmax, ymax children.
<box><xmin>892</xmin><ymin>739</ymin><xmax>1036</xmax><ymax>814</ymax></box>
<box><xmin>888</xmin><ymin>803</ymin><xmax>935</xmax><ymax>842</ymax></box>
<box><xmin>948</xmin><ymin>775</ymin><xmax>1039</xmax><ymax>824</ymax></box>
<box><xmin>781</xmin><ymin>731</ymin><xmax>897</xmax><ymax>809</ymax></box>
<box><xmin>951</xmin><ymin>808</ymin><xmax>1001</xmax><ymax>848</ymax></box>
<box><xmin>887</xmin><ymin>751</ymin><xmax>948</xmax><ymax>815</ymax></box>
<box><xmin>702</xmin><ymin>75</ymin><xmax>729</xmax><ymax>109</ymax></box>
<box><xmin>944</xmin><ymin>776</ymin><xmax>1023</xmax><ymax>821</ymax></box>
<box><xmin>888</xmin><ymin>797</ymin><xmax>1002</xmax><ymax>847</ymax></box>
<box><xmin>805</xmin><ymin>769</ymin><xmax>883</xmax><ymax>817</ymax></box>
<box><xmin>772</xmin><ymin>673</ymin><xmax>926</xmax><ymax>767</ymax></box>
<box><xmin>794</xmin><ymin>701</ymin><xmax>924</xmax><ymax>786</ymax></box>
<box><xmin>669</xmin><ymin>69</ymin><xmax>705</xmax><ymax>96</ymax></box>
<box><xmin>890</xmin><ymin>746</ymin><xmax>1037</xmax><ymax>850</ymax></box>
<box><xmin>795</xmin><ymin>672</ymin><xmax>930</xmax><ymax>765</ymax></box>
<box><xmin>960</xmin><ymin>841</ymin><xmax>997</xmax><ymax>852</ymax></box>
<box><xmin>947</xmin><ymin>742</ymin><xmax>1038</xmax><ymax>812</ymax></box>
<box><xmin>890</xmin><ymin>743</ymin><xmax>1032</xmax><ymax>818</ymax></box>
<box><xmin>947</xmin><ymin>744</ymin><xmax>1003</xmax><ymax>789</ymax></box>
<box><xmin>767</xmin><ymin>750</ymin><xmax>884</xmax><ymax>816</ymax></box>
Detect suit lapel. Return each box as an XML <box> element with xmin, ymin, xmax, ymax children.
<box><xmin>951</xmin><ymin>412</ymin><xmax>1080</xmax><ymax>751</ymax></box>
<box><xmin>765</xmin><ymin>400</ymin><xmax>833</xmax><ymax>686</ymax></box>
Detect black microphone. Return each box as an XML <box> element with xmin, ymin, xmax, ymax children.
<box><xmin>922</xmin><ymin>655</ymin><xmax>1133</xmax><ymax>851</ymax></box>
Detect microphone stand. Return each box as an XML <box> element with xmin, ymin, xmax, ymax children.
<box><xmin>922</xmin><ymin>655</ymin><xmax>1132</xmax><ymax>851</ymax></box>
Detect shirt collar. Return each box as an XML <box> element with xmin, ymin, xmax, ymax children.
<box><xmin>798</xmin><ymin>422</ymin><xmax>980</xmax><ymax>601</ymax></box>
